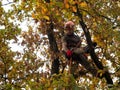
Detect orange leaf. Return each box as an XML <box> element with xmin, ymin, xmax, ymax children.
<box><xmin>65</xmin><ymin>3</ymin><xmax>69</xmax><ymax>9</ymax></box>
<box><xmin>72</xmin><ymin>7</ymin><xmax>77</xmax><ymax>12</ymax></box>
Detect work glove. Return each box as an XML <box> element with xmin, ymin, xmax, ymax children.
<box><xmin>66</xmin><ymin>50</ymin><xmax>72</xmax><ymax>57</ymax></box>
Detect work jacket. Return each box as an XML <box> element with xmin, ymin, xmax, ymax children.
<box><xmin>62</xmin><ymin>33</ymin><xmax>81</xmax><ymax>51</ymax></box>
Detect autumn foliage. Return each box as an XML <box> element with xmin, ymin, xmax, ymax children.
<box><xmin>0</xmin><ymin>0</ymin><xmax>120</xmax><ymax>90</ymax></box>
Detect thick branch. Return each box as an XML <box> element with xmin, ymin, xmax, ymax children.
<box><xmin>75</xmin><ymin>3</ymin><xmax>113</xmax><ymax>84</ymax></box>
<box><xmin>46</xmin><ymin>21</ymin><xmax>60</xmax><ymax>75</ymax></box>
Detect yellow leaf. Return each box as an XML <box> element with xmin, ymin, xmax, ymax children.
<box><xmin>48</xmin><ymin>87</ymin><xmax>53</xmax><ymax>90</ymax></box>
<box><xmin>43</xmin><ymin>16</ymin><xmax>50</xmax><ymax>20</ymax></box>
<box><xmin>98</xmin><ymin>70</ymin><xmax>103</xmax><ymax>77</ymax></box>
<box><xmin>79</xmin><ymin>2</ymin><xmax>87</xmax><ymax>8</ymax></box>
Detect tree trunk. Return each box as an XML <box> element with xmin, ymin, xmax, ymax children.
<box><xmin>46</xmin><ymin>21</ymin><xmax>60</xmax><ymax>75</ymax></box>
<box><xmin>44</xmin><ymin>0</ymin><xmax>60</xmax><ymax>75</ymax></box>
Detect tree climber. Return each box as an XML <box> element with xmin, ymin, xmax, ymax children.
<box><xmin>61</xmin><ymin>21</ymin><xmax>98</xmax><ymax>77</ymax></box>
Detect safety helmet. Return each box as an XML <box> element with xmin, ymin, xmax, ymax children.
<box><xmin>64</xmin><ymin>21</ymin><xmax>74</xmax><ymax>29</ymax></box>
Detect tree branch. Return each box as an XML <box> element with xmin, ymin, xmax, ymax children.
<box><xmin>2</xmin><ymin>1</ymin><xmax>15</xmax><ymax>6</ymax></box>
<box><xmin>75</xmin><ymin>3</ymin><xmax>113</xmax><ymax>85</ymax></box>
<box><xmin>46</xmin><ymin>20</ymin><xmax>60</xmax><ymax>75</ymax></box>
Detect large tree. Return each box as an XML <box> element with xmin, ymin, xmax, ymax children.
<box><xmin>0</xmin><ymin>0</ymin><xmax>120</xmax><ymax>89</ymax></box>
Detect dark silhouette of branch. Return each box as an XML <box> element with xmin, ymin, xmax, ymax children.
<box><xmin>46</xmin><ymin>20</ymin><xmax>60</xmax><ymax>75</ymax></box>
<box><xmin>45</xmin><ymin>0</ymin><xmax>50</xmax><ymax>3</ymax></box>
<box><xmin>75</xmin><ymin>3</ymin><xmax>113</xmax><ymax>85</ymax></box>
<box><xmin>2</xmin><ymin>0</ymin><xmax>15</xmax><ymax>6</ymax></box>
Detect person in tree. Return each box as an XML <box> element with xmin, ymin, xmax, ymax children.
<box><xmin>61</xmin><ymin>21</ymin><xmax>98</xmax><ymax>77</ymax></box>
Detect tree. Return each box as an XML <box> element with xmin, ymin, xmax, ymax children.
<box><xmin>0</xmin><ymin>0</ymin><xmax>120</xmax><ymax>89</ymax></box>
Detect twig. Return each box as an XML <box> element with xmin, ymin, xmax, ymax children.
<box><xmin>2</xmin><ymin>0</ymin><xmax>15</xmax><ymax>6</ymax></box>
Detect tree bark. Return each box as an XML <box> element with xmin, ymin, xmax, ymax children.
<box><xmin>44</xmin><ymin>0</ymin><xmax>59</xmax><ymax>75</ymax></box>
<box><xmin>75</xmin><ymin>4</ymin><xmax>113</xmax><ymax>84</ymax></box>
<box><xmin>46</xmin><ymin>21</ymin><xmax>60</xmax><ymax>75</ymax></box>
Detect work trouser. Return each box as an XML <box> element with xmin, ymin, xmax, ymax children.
<box><xmin>71</xmin><ymin>52</ymin><xmax>98</xmax><ymax>77</ymax></box>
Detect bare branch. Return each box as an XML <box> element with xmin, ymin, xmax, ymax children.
<box><xmin>2</xmin><ymin>0</ymin><xmax>15</xmax><ymax>6</ymax></box>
